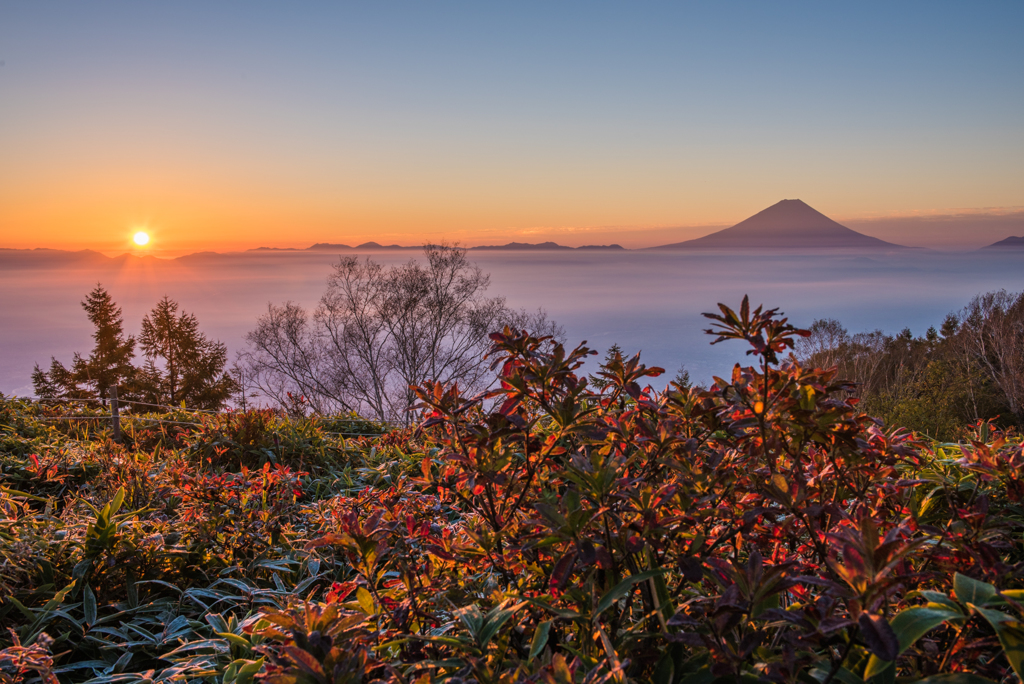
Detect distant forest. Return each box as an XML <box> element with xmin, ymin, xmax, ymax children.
<box><xmin>796</xmin><ymin>289</ymin><xmax>1024</xmax><ymax>440</ymax></box>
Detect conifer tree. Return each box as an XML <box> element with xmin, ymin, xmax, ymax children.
<box><xmin>672</xmin><ymin>364</ymin><xmax>693</xmax><ymax>390</ymax></box>
<box><xmin>32</xmin><ymin>284</ymin><xmax>135</xmax><ymax>403</ymax></box>
<box><xmin>588</xmin><ymin>343</ymin><xmax>624</xmax><ymax>391</ymax></box>
<box><xmin>138</xmin><ymin>296</ymin><xmax>236</xmax><ymax>409</ymax></box>
<box><xmin>80</xmin><ymin>284</ymin><xmax>137</xmax><ymax>401</ymax></box>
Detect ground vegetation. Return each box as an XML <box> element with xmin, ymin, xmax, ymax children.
<box><xmin>3</xmin><ymin>296</ymin><xmax>1023</xmax><ymax>682</ymax></box>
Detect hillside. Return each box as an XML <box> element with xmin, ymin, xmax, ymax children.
<box><xmin>654</xmin><ymin>199</ymin><xmax>907</xmax><ymax>250</ymax></box>
<box><xmin>982</xmin><ymin>235</ymin><xmax>1024</xmax><ymax>249</ymax></box>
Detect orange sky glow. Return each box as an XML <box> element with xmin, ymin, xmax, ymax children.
<box><xmin>1</xmin><ymin>4</ymin><xmax>1022</xmax><ymax>255</ymax></box>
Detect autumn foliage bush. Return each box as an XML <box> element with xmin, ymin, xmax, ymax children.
<box><xmin>2</xmin><ymin>297</ymin><xmax>1024</xmax><ymax>683</ymax></box>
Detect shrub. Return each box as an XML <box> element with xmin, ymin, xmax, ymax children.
<box><xmin>2</xmin><ymin>298</ymin><xmax>1023</xmax><ymax>682</ymax></box>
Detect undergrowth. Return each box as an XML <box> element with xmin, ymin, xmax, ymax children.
<box><xmin>1</xmin><ymin>297</ymin><xmax>1022</xmax><ymax>683</ymax></box>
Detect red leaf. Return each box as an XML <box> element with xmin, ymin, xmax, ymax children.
<box><xmin>550</xmin><ymin>552</ymin><xmax>577</xmax><ymax>591</ymax></box>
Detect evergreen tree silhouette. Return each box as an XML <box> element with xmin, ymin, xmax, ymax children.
<box><xmin>32</xmin><ymin>284</ymin><xmax>135</xmax><ymax>403</ymax></box>
<box><xmin>138</xmin><ymin>296</ymin><xmax>236</xmax><ymax>409</ymax></box>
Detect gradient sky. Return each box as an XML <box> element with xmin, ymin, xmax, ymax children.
<box><xmin>1</xmin><ymin>2</ymin><xmax>1022</xmax><ymax>254</ymax></box>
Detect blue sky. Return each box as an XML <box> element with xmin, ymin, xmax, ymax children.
<box><xmin>1</xmin><ymin>2</ymin><xmax>1022</xmax><ymax>251</ymax></box>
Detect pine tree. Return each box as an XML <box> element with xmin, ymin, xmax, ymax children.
<box><xmin>672</xmin><ymin>364</ymin><xmax>692</xmax><ymax>390</ymax></box>
<box><xmin>80</xmin><ymin>285</ymin><xmax>137</xmax><ymax>402</ymax></box>
<box><xmin>32</xmin><ymin>285</ymin><xmax>135</xmax><ymax>403</ymax></box>
<box><xmin>588</xmin><ymin>343</ymin><xmax>624</xmax><ymax>391</ymax></box>
<box><xmin>32</xmin><ymin>354</ymin><xmax>89</xmax><ymax>401</ymax></box>
<box><xmin>138</xmin><ymin>296</ymin><xmax>236</xmax><ymax>409</ymax></box>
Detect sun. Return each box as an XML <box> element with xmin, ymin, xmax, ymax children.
<box><xmin>133</xmin><ymin>231</ymin><xmax>150</xmax><ymax>246</ymax></box>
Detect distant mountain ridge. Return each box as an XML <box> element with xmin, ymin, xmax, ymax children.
<box><xmin>252</xmin><ymin>242</ymin><xmax>411</xmax><ymax>251</ymax></box>
<box><xmin>248</xmin><ymin>241</ymin><xmax>623</xmax><ymax>252</ymax></box>
<box><xmin>981</xmin><ymin>236</ymin><xmax>1024</xmax><ymax>249</ymax></box>
<box><xmin>469</xmin><ymin>242</ymin><xmax>623</xmax><ymax>251</ymax></box>
<box><xmin>652</xmin><ymin>199</ymin><xmax>907</xmax><ymax>250</ymax></box>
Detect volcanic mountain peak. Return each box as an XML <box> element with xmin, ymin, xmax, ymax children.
<box><xmin>655</xmin><ymin>199</ymin><xmax>907</xmax><ymax>250</ymax></box>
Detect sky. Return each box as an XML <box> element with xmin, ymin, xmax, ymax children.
<box><xmin>1</xmin><ymin>2</ymin><xmax>1022</xmax><ymax>254</ymax></box>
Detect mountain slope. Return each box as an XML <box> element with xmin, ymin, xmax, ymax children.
<box><xmin>981</xmin><ymin>236</ymin><xmax>1024</xmax><ymax>249</ymax></box>
<box><xmin>654</xmin><ymin>199</ymin><xmax>907</xmax><ymax>250</ymax></box>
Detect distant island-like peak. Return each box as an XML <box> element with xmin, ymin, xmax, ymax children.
<box><xmin>653</xmin><ymin>199</ymin><xmax>907</xmax><ymax>250</ymax></box>
<box><xmin>982</xmin><ymin>236</ymin><xmax>1024</xmax><ymax>249</ymax></box>
<box><xmin>469</xmin><ymin>242</ymin><xmax>623</xmax><ymax>251</ymax></box>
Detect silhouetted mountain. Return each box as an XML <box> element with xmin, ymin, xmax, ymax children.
<box><xmin>981</xmin><ymin>236</ymin><xmax>1024</xmax><ymax>249</ymax></box>
<box><xmin>0</xmin><ymin>248</ymin><xmax>116</xmax><ymax>268</ymax></box>
<box><xmin>653</xmin><ymin>200</ymin><xmax>907</xmax><ymax>250</ymax></box>
<box><xmin>354</xmin><ymin>242</ymin><xmax>414</xmax><ymax>250</ymax></box>
<box><xmin>469</xmin><ymin>241</ymin><xmax>624</xmax><ymax>251</ymax></box>
<box><xmin>470</xmin><ymin>241</ymin><xmax>573</xmax><ymax>251</ymax></box>
<box><xmin>250</xmin><ymin>242</ymin><xmax>412</xmax><ymax>251</ymax></box>
<box><xmin>307</xmin><ymin>243</ymin><xmax>353</xmax><ymax>251</ymax></box>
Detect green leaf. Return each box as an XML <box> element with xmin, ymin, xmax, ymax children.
<box><xmin>970</xmin><ymin>604</ymin><xmax>1024</xmax><ymax>678</ymax></box>
<box><xmin>161</xmin><ymin>639</ymin><xmax>230</xmax><ymax>657</ymax></box>
<box><xmin>594</xmin><ymin>569</ymin><xmax>666</xmax><ymax>619</ymax></box>
<box><xmin>126</xmin><ymin>576</ymin><xmax>138</xmax><ymax>610</ymax></box>
<box><xmin>646</xmin><ymin>547</ymin><xmax>676</xmax><ymax>622</ymax></box>
<box><xmin>205</xmin><ymin>613</ymin><xmax>230</xmax><ymax>634</ymax></box>
<box><xmin>42</xmin><ymin>581</ymin><xmax>77</xmax><ymax>612</ymax></box>
<box><xmin>111</xmin><ymin>649</ymin><xmax>133</xmax><ymax>673</ymax></box>
<box><xmin>477</xmin><ymin>607</ymin><xmax>516</xmax><ymax>649</ymax></box>
<box><xmin>217</xmin><ymin>632</ymin><xmax>254</xmax><ymax>651</ymax></box>
<box><xmin>83</xmin><ymin>583</ymin><xmax>97</xmax><ymax>626</ymax></box>
<box><xmin>233</xmin><ymin>657</ymin><xmax>265</xmax><ymax>684</ymax></box>
<box><xmin>379</xmin><ymin>635</ymin><xmax>475</xmax><ymax>651</ymax></box>
<box><xmin>653</xmin><ymin>653</ymin><xmax>675</xmax><ymax>684</ymax></box>
<box><xmin>954</xmin><ymin>573</ymin><xmax>996</xmax><ymax>606</ymax></box>
<box><xmin>677</xmin><ymin>667</ymin><xmax>714</xmax><ymax>684</ymax></box>
<box><xmin>0</xmin><ymin>486</ymin><xmax>50</xmax><ymax>503</ymax></box>
<box><xmin>523</xmin><ymin>597</ymin><xmax>583</xmax><ymax>620</ymax></box>
<box><xmin>529</xmin><ymin>620</ymin><xmax>552</xmax><ymax>661</ymax></box>
<box><xmin>6</xmin><ymin>595</ymin><xmax>35</xmax><ymax>620</ymax></box>
<box><xmin>863</xmin><ymin>607</ymin><xmax>961</xmax><ymax>677</ymax></box>
<box><xmin>51</xmin><ymin>660</ymin><xmax>112</xmax><ymax>674</ymax></box>
<box><xmin>807</xmin><ymin>666</ymin><xmax>862</xmax><ymax>684</ymax></box>
<box><xmin>109</xmin><ymin>487</ymin><xmax>125</xmax><ymax>516</ymax></box>
<box><xmin>867</xmin><ymin>661</ymin><xmax>895</xmax><ymax>684</ymax></box>
<box><xmin>917</xmin><ymin>591</ymin><xmax>963</xmax><ymax>614</ymax></box>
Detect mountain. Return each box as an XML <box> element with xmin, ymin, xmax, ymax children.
<box><xmin>470</xmin><ymin>241</ymin><xmax>572</xmax><ymax>251</ymax></box>
<box><xmin>0</xmin><ymin>248</ymin><xmax>125</xmax><ymax>268</ymax></box>
<box><xmin>307</xmin><ymin>243</ymin><xmax>353</xmax><ymax>251</ymax></box>
<box><xmin>247</xmin><ymin>241</ymin><xmax>623</xmax><ymax>252</ymax></box>
<box><xmin>469</xmin><ymin>242</ymin><xmax>624</xmax><ymax>251</ymax></box>
<box><xmin>249</xmin><ymin>242</ymin><xmax>413</xmax><ymax>252</ymax></box>
<box><xmin>981</xmin><ymin>236</ymin><xmax>1024</xmax><ymax>249</ymax></box>
<box><xmin>653</xmin><ymin>199</ymin><xmax>907</xmax><ymax>250</ymax></box>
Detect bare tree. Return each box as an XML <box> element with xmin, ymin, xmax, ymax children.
<box><xmin>957</xmin><ymin>290</ymin><xmax>1024</xmax><ymax>420</ymax></box>
<box><xmin>795</xmin><ymin>318</ymin><xmax>849</xmax><ymax>370</ymax></box>
<box><xmin>237</xmin><ymin>244</ymin><xmax>562</xmax><ymax>423</ymax></box>
<box><xmin>796</xmin><ymin>320</ymin><xmax>899</xmax><ymax>400</ymax></box>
